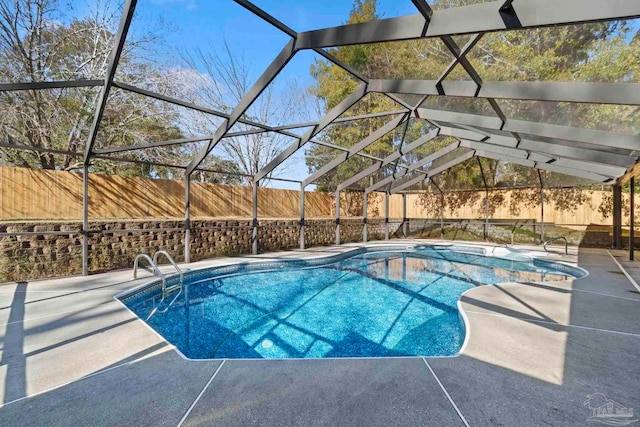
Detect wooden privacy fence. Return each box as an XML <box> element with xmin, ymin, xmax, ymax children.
<box><xmin>370</xmin><ymin>191</ymin><xmax>619</xmax><ymax>226</ymax></box>
<box><xmin>0</xmin><ymin>167</ymin><xmax>331</xmax><ymax>219</ymax></box>
<box><xmin>0</xmin><ymin>166</ymin><xmax>621</xmax><ymax>225</ymax></box>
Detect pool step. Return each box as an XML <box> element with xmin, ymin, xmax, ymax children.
<box><xmin>133</xmin><ymin>251</ymin><xmax>183</xmax><ymax>319</ymax></box>
<box><xmin>163</xmin><ymin>283</ymin><xmax>182</xmax><ymax>295</ymax></box>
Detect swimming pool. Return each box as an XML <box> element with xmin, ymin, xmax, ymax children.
<box><xmin>118</xmin><ymin>245</ymin><xmax>585</xmax><ymax>360</ymax></box>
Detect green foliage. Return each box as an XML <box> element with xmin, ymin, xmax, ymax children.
<box><xmin>307</xmin><ymin>0</ymin><xmax>639</xmax><ymax>218</ymax></box>
<box><xmin>0</xmin><ymin>1</ymin><xmax>175</xmax><ymax>172</ymax></box>
<box><xmin>0</xmin><ymin>0</ymin><xmax>239</xmax><ymax>181</ymax></box>
<box><xmin>191</xmin><ymin>159</ymin><xmax>244</xmax><ymax>185</ymax></box>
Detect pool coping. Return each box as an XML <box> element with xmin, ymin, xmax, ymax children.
<box><xmin>113</xmin><ymin>241</ymin><xmax>588</xmax><ymax>362</ymax></box>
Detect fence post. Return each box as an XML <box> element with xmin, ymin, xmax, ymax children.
<box><xmin>252</xmin><ymin>181</ymin><xmax>258</xmax><ymax>255</ymax></box>
<box><xmin>184</xmin><ymin>174</ymin><xmax>191</xmax><ymax>264</ymax></box>
<box><xmin>82</xmin><ymin>164</ymin><xmax>89</xmax><ymax>276</ymax></box>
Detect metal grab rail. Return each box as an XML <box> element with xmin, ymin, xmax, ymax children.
<box><xmin>543</xmin><ymin>236</ymin><xmax>568</xmax><ymax>256</ymax></box>
<box><xmin>133</xmin><ymin>254</ymin><xmax>165</xmax><ymax>283</ymax></box>
<box><xmin>133</xmin><ymin>251</ymin><xmax>183</xmax><ymax>320</ymax></box>
<box><xmin>153</xmin><ymin>251</ymin><xmax>183</xmax><ymax>297</ymax></box>
<box><xmin>146</xmin><ymin>285</ymin><xmax>182</xmax><ymax>320</ymax></box>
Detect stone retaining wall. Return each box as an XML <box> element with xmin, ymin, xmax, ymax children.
<box><xmin>0</xmin><ymin>218</ymin><xmax>618</xmax><ymax>283</ymax></box>
<box><xmin>404</xmin><ymin>219</ymin><xmax>618</xmax><ymax>247</ymax></box>
<box><xmin>0</xmin><ymin>219</ymin><xmax>398</xmax><ymax>282</ymax></box>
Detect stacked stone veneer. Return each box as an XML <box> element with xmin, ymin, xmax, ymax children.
<box><xmin>405</xmin><ymin>219</ymin><xmax>617</xmax><ymax>247</ymax></box>
<box><xmin>0</xmin><ymin>218</ymin><xmax>617</xmax><ymax>282</ymax></box>
<box><xmin>0</xmin><ymin>222</ymin><xmax>84</xmax><ymax>281</ymax></box>
<box><xmin>0</xmin><ymin>218</ymin><xmax>401</xmax><ymax>282</ymax></box>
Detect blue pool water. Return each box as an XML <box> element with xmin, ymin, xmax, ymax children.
<box><xmin>120</xmin><ymin>246</ymin><xmax>581</xmax><ymax>359</ymax></box>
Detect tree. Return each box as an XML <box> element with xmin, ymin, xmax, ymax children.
<box><xmin>307</xmin><ymin>0</ymin><xmax>639</xmax><ymax>216</ymax></box>
<box><xmin>307</xmin><ymin>0</ymin><xmax>465</xmax><ymax>193</ymax></box>
<box><xmin>0</xmin><ymin>0</ymin><xmax>241</xmax><ymax>182</ymax></box>
<box><xmin>180</xmin><ymin>41</ymin><xmax>312</xmax><ymax>185</ymax></box>
<box><xmin>0</xmin><ymin>0</ymin><xmax>177</xmax><ymax>173</ymax></box>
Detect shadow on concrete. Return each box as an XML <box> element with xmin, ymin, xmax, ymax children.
<box><xmin>1</xmin><ymin>247</ymin><xmax>639</xmax><ymax>426</ymax></box>
<box><xmin>0</xmin><ymin>282</ymin><xmax>26</xmax><ymax>404</ymax></box>
<box><xmin>428</xmin><ymin>247</ymin><xmax>640</xmax><ymax>426</ymax></box>
<box><xmin>0</xmin><ymin>279</ymin><xmax>141</xmax><ymax>310</ymax></box>
<box><xmin>0</xmin><ymin>347</ymin><xmax>221</xmax><ymax>426</ymax></box>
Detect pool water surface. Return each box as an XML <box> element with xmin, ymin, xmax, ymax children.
<box><xmin>120</xmin><ymin>246</ymin><xmax>580</xmax><ymax>359</ymax></box>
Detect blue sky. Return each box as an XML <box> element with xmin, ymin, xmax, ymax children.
<box><xmin>67</xmin><ymin>1</ymin><xmax>640</xmax><ymax>188</ymax></box>
<box><xmin>133</xmin><ymin>0</ymin><xmax>640</xmax><ymax>86</ymax></box>
<box><xmin>138</xmin><ymin>0</ymin><xmax>419</xmax><ymax>86</ymax></box>
<box><xmin>126</xmin><ymin>1</ymin><xmax>639</xmax><ymax>188</ymax></box>
<box><xmin>123</xmin><ymin>0</ymin><xmax>420</xmax><ymax>188</ymax></box>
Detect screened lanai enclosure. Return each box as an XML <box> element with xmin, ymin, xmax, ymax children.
<box><xmin>0</xmin><ymin>0</ymin><xmax>639</xmax><ymax>278</ymax></box>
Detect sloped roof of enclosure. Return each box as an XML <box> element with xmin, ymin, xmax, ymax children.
<box><xmin>1</xmin><ymin>0</ymin><xmax>639</xmax><ymax>194</ymax></box>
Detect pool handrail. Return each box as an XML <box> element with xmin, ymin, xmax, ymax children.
<box><xmin>134</xmin><ymin>251</ymin><xmax>183</xmax><ymax>320</ymax></box>
<box><xmin>153</xmin><ymin>251</ymin><xmax>183</xmax><ymax>297</ymax></box>
<box><xmin>543</xmin><ymin>236</ymin><xmax>568</xmax><ymax>256</ymax></box>
<box><xmin>133</xmin><ymin>253</ymin><xmax>165</xmax><ymax>285</ymax></box>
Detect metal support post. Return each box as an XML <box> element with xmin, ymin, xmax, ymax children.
<box><xmin>440</xmin><ymin>193</ymin><xmax>445</xmax><ymax>239</ymax></box>
<box><xmin>384</xmin><ymin>192</ymin><xmax>390</xmax><ymax>240</ymax></box>
<box><xmin>538</xmin><ymin>170</ymin><xmax>545</xmax><ymax>244</ymax></box>
<box><xmin>613</xmin><ymin>185</ymin><xmax>623</xmax><ymax>249</ymax></box>
<box><xmin>630</xmin><ymin>178</ymin><xmax>635</xmax><ymax>260</ymax></box>
<box><xmin>252</xmin><ymin>181</ymin><xmax>258</xmax><ymax>255</ymax></box>
<box><xmin>335</xmin><ymin>191</ymin><xmax>341</xmax><ymax>245</ymax></box>
<box><xmin>477</xmin><ymin>157</ymin><xmax>489</xmax><ymax>241</ymax></box>
<box><xmin>300</xmin><ymin>184</ymin><xmax>305</xmax><ymax>250</ymax></box>
<box><xmin>540</xmin><ymin>187</ymin><xmax>545</xmax><ymax>243</ymax></box>
<box><xmin>82</xmin><ymin>164</ymin><xmax>89</xmax><ymax>276</ymax></box>
<box><xmin>484</xmin><ymin>193</ymin><xmax>489</xmax><ymax>242</ymax></box>
<box><xmin>402</xmin><ymin>193</ymin><xmax>408</xmax><ymax>238</ymax></box>
<box><xmin>185</xmin><ymin>174</ymin><xmax>191</xmax><ymax>263</ymax></box>
<box><xmin>363</xmin><ymin>192</ymin><xmax>368</xmax><ymax>243</ymax></box>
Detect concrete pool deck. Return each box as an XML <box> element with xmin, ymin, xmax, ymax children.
<box><xmin>0</xmin><ymin>241</ymin><xmax>638</xmax><ymax>426</ymax></box>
